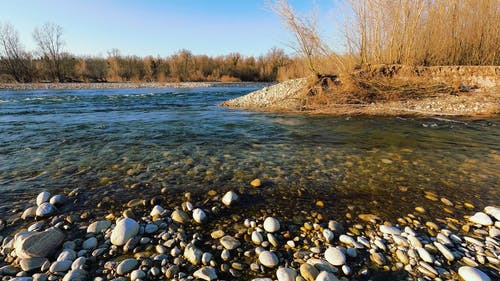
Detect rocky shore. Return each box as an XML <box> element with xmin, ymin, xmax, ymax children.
<box><xmin>221</xmin><ymin>66</ymin><xmax>500</xmax><ymax>116</ymax></box>
<box><xmin>0</xmin><ymin>82</ymin><xmax>273</xmax><ymax>91</ymax></box>
<box><xmin>0</xmin><ymin>184</ymin><xmax>498</xmax><ymax>281</ymax></box>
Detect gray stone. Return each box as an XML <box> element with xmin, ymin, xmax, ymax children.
<box><xmin>116</xmin><ymin>258</ymin><xmax>138</xmax><ymax>275</ymax></box>
<box><xmin>36</xmin><ymin>191</ymin><xmax>51</xmax><ymax>206</ymax></box>
<box><xmin>277</xmin><ymin>267</ymin><xmax>297</xmax><ymax>281</ymax></box>
<box><xmin>323</xmin><ymin>229</ymin><xmax>334</xmax><ymax>242</ymax></box>
<box><xmin>263</xmin><ymin>217</ymin><xmax>280</xmax><ymax>233</ymax></box>
<box><xmin>49</xmin><ymin>260</ymin><xmax>72</xmax><ymax>273</ymax></box>
<box><xmin>82</xmin><ymin>237</ymin><xmax>97</xmax><ymax>250</ymax></box>
<box><xmin>110</xmin><ymin>218</ymin><xmax>139</xmax><ymax>246</ymax></box>
<box><xmin>49</xmin><ymin>195</ymin><xmax>66</xmax><ymax>206</ymax></box>
<box><xmin>57</xmin><ymin>249</ymin><xmax>76</xmax><ymax>261</ymax></box>
<box><xmin>150</xmin><ymin>205</ymin><xmax>164</xmax><ymax>217</ymax></box>
<box><xmin>20</xmin><ymin>257</ymin><xmax>48</xmax><ymax>272</ymax></box>
<box><xmin>458</xmin><ymin>266</ymin><xmax>491</xmax><ymax>281</ymax></box>
<box><xmin>87</xmin><ymin>220</ymin><xmax>111</xmax><ymax>233</ymax></box>
<box><xmin>325</xmin><ymin>247</ymin><xmax>346</xmax><ymax>266</ymax></box>
<box><xmin>32</xmin><ymin>273</ymin><xmax>47</xmax><ymax>281</ymax></box>
<box><xmin>144</xmin><ymin>223</ymin><xmax>159</xmax><ymax>234</ymax></box>
<box><xmin>220</xmin><ymin>235</ymin><xmax>241</xmax><ymax>250</ymax></box>
<box><xmin>252</xmin><ymin>231</ymin><xmax>264</xmax><ymax>244</ymax></box>
<box><xmin>193</xmin><ymin>266</ymin><xmax>217</xmax><ymax>281</ymax></box>
<box><xmin>434</xmin><ymin>242</ymin><xmax>455</xmax><ymax>261</ymax></box>
<box><xmin>258</xmin><ymin>251</ymin><xmax>279</xmax><ymax>268</ymax></box>
<box><xmin>62</xmin><ymin>269</ymin><xmax>88</xmax><ymax>281</ymax></box>
<box><xmin>131</xmin><ymin>269</ymin><xmax>146</xmax><ymax>281</ymax></box>
<box><xmin>300</xmin><ymin>263</ymin><xmax>319</xmax><ymax>281</ymax></box>
<box><xmin>484</xmin><ymin>206</ymin><xmax>500</xmax><ymax>221</ymax></box>
<box><xmin>35</xmin><ymin>203</ymin><xmax>56</xmax><ymax>217</ymax></box>
<box><xmin>222</xmin><ymin>191</ymin><xmax>238</xmax><ymax>206</ymax></box>
<box><xmin>71</xmin><ymin>257</ymin><xmax>86</xmax><ymax>270</ymax></box>
<box><xmin>16</xmin><ymin>229</ymin><xmax>65</xmax><ymax>258</ymax></box>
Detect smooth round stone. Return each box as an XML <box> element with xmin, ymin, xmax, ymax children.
<box><xmin>35</xmin><ymin>203</ymin><xmax>56</xmax><ymax>217</ymax></box>
<box><xmin>202</xmin><ymin>252</ymin><xmax>213</xmax><ymax>265</ymax></box>
<box><xmin>36</xmin><ymin>191</ymin><xmax>51</xmax><ymax>206</ymax></box>
<box><xmin>263</xmin><ymin>217</ymin><xmax>280</xmax><ymax>233</ymax></box>
<box><xmin>184</xmin><ymin>243</ymin><xmax>202</xmax><ymax>265</ymax></box>
<box><xmin>315</xmin><ymin>271</ymin><xmax>340</xmax><ymax>281</ymax></box>
<box><xmin>20</xmin><ymin>257</ymin><xmax>48</xmax><ymax>271</ymax></box>
<box><xmin>342</xmin><ymin>265</ymin><xmax>351</xmax><ymax>275</ymax></box>
<box><xmin>484</xmin><ymin>206</ymin><xmax>500</xmax><ymax>221</ymax></box>
<box><xmin>116</xmin><ymin>258</ymin><xmax>138</xmax><ymax>275</ymax></box>
<box><xmin>379</xmin><ymin>225</ymin><xmax>401</xmax><ymax>235</ymax></box>
<box><xmin>222</xmin><ymin>191</ymin><xmax>238</xmax><ymax>206</ymax></box>
<box><xmin>193</xmin><ymin>208</ymin><xmax>207</xmax><ymax>223</ymax></box>
<box><xmin>144</xmin><ymin>224</ymin><xmax>159</xmax><ymax>234</ymax></box>
<box><xmin>458</xmin><ymin>266</ymin><xmax>491</xmax><ymax>281</ymax></box>
<box><xmin>193</xmin><ymin>266</ymin><xmax>218</xmax><ymax>281</ymax></box>
<box><xmin>130</xmin><ymin>269</ymin><xmax>146</xmax><ymax>281</ymax></box>
<box><xmin>16</xmin><ymin>229</ymin><xmax>65</xmax><ymax>258</ymax></box>
<box><xmin>416</xmin><ymin>247</ymin><xmax>434</xmax><ymax>263</ymax></box>
<box><xmin>259</xmin><ymin>251</ymin><xmax>279</xmax><ymax>268</ymax></box>
<box><xmin>87</xmin><ymin>220</ymin><xmax>111</xmax><ymax>233</ymax></box>
<box><xmin>49</xmin><ymin>260</ymin><xmax>72</xmax><ymax>273</ymax></box>
<box><xmin>323</xmin><ymin>229</ymin><xmax>334</xmax><ymax>242</ymax></box>
<box><xmin>150</xmin><ymin>205</ymin><xmax>164</xmax><ymax>217</ymax></box>
<box><xmin>171</xmin><ymin>209</ymin><xmax>190</xmax><ymax>224</ymax></box>
<box><xmin>32</xmin><ymin>273</ymin><xmax>48</xmax><ymax>281</ymax></box>
<box><xmin>71</xmin><ymin>257</ymin><xmax>86</xmax><ymax>270</ymax></box>
<box><xmin>469</xmin><ymin>212</ymin><xmax>493</xmax><ymax>226</ymax></box>
<box><xmin>57</xmin><ymin>249</ymin><xmax>76</xmax><ymax>261</ymax></box>
<box><xmin>62</xmin><ymin>269</ymin><xmax>88</xmax><ymax>281</ymax></box>
<box><xmin>220</xmin><ymin>236</ymin><xmax>241</xmax><ymax>250</ymax></box>
<box><xmin>251</xmin><ymin>231</ymin><xmax>264</xmax><ymax>244</ymax></box>
<box><xmin>82</xmin><ymin>237</ymin><xmax>97</xmax><ymax>250</ymax></box>
<box><xmin>325</xmin><ymin>247</ymin><xmax>346</xmax><ymax>266</ymax></box>
<box><xmin>300</xmin><ymin>263</ymin><xmax>319</xmax><ymax>281</ymax></box>
<box><xmin>22</xmin><ymin>207</ymin><xmax>37</xmax><ymax>220</ymax></box>
<box><xmin>49</xmin><ymin>195</ymin><xmax>66</xmax><ymax>206</ymax></box>
<box><xmin>277</xmin><ymin>267</ymin><xmax>297</xmax><ymax>281</ymax></box>
<box><xmin>110</xmin><ymin>218</ymin><xmax>139</xmax><ymax>246</ymax></box>
<box><xmin>339</xmin><ymin>235</ymin><xmax>355</xmax><ymax>245</ymax></box>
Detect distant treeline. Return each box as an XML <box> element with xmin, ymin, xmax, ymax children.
<box><xmin>0</xmin><ymin>22</ymin><xmax>304</xmax><ymax>83</ymax></box>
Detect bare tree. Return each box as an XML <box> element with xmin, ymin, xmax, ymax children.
<box><xmin>0</xmin><ymin>22</ymin><xmax>33</xmax><ymax>82</ymax></box>
<box><xmin>33</xmin><ymin>22</ymin><xmax>64</xmax><ymax>82</ymax></box>
<box><xmin>267</xmin><ymin>0</ymin><xmax>328</xmax><ymax>76</ymax></box>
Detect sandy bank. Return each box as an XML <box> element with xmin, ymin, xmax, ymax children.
<box><xmin>221</xmin><ymin>66</ymin><xmax>500</xmax><ymax>117</ymax></box>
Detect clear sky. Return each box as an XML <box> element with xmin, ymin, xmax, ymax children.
<box><xmin>0</xmin><ymin>0</ymin><xmax>345</xmax><ymax>57</ymax></box>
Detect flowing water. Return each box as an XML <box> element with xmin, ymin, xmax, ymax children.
<box><xmin>0</xmin><ymin>86</ymin><xmax>499</xmax><ymax>224</ymax></box>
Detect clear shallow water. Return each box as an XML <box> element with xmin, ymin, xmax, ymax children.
<box><xmin>0</xmin><ymin>87</ymin><xmax>499</xmax><ymax>222</ymax></box>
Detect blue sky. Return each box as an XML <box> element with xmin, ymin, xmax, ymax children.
<box><xmin>1</xmin><ymin>0</ymin><xmax>345</xmax><ymax>57</ymax></box>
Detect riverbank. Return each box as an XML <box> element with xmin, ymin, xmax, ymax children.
<box><xmin>0</xmin><ymin>187</ymin><xmax>498</xmax><ymax>281</ymax></box>
<box><xmin>0</xmin><ymin>81</ymin><xmax>273</xmax><ymax>90</ymax></box>
<box><xmin>221</xmin><ymin>66</ymin><xmax>500</xmax><ymax>117</ymax></box>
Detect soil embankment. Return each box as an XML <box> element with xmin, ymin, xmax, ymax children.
<box><xmin>222</xmin><ymin>66</ymin><xmax>500</xmax><ymax>116</ymax></box>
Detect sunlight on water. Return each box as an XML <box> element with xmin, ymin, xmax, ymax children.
<box><xmin>0</xmin><ymin>87</ymin><xmax>498</xmax><ymax>221</ymax></box>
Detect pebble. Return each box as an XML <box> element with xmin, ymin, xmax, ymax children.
<box><xmin>87</xmin><ymin>220</ymin><xmax>111</xmax><ymax>233</ymax></box>
<box><xmin>193</xmin><ymin>208</ymin><xmax>207</xmax><ymax>223</ymax></box>
<box><xmin>49</xmin><ymin>195</ymin><xmax>66</xmax><ymax>206</ymax></box>
<box><xmin>458</xmin><ymin>266</ymin><xmax>491</xmax><ymax>281</ymax></box>
<box><xmin>193</xmin><ymin>266</ymin><xmax>218</xmax><ymax>281</ymax></box>
<box><xmin>110</xmin><ymin>218</ymin><xmax>139</xmax><ymax>246</ymax></box>
<box><xmin>130</xmin><ymin>269</ymin><xmax>146</xmax><ymax>281</ymax></box>
<box><xmin>49</xmin><ymin>260</ymin><xmax>72</xmax><ymax>273</ymax></box>
<box><xmin>484</xmin><ymin>206</ymin><xmax>500</xmax><ymax>221</ymax></box>
<box><xmin>184</xmin><ymin>243</ymin><xmax>202</xmax><ymax>265</ymax></box>
<box><xmin>16</xmin><ymin>229</ymin><xmax>65</xmax><ymax>258</ymax></box>
<box><xmin>35</xmin><ymin>203</ymin><xmax>56</xmax><ymax>217</ymax></box>
<box><xmin>171</xmin><ymin>209</ymin><xmax>190</xmax><ymax>224</ymax></box>
<box><xmin>222</xmin><ymin>191</ymin><xmax>238</xmax><ymax>206</ymax></box>
<box><xmin>21</xmin><ymin>207</ymin><xmax>37</xmax><ymax>220</ymax></box>
<box><xmin>252</xmin><ymin>230</ymin><xmax>264</xmax><ymax>244</ymax></box>
<box><xmin>469</xmin><ymin>212</ymin><xmax>493</xmax><ymax>226</ymax></box>
<box><xmin>258</xmin><ymin>251</ymin><xmax>279</xmax><ymax>268</ymax></box>
<box><xmin>325</xmin><ymin>247</ymin><xmax>346</xmax><ymax>266</ymax></box>
<box><xmin>323</xmin><ymin>229</ymin><xmax>334</xmax><ymax>242</ymax></box>
<box><xmin>220</xmin><ymin>235</ymin><xmax>241</xmax><ymax>250</ymax></box>
<box><xmin>36</xmin><ymin>192</ymin><xmax>51</xmax><ymax>206</ymax></box>
<box><xmin>300</xmin><ymin>263</ymin><xmax>319</xmax><ymax>281</ymax></box>
<box><xmin>380</xmin><ymin>225</ymin><xmax>401</xmax><ymax>235</ymax></box>
<box><xmin>20</xmin><ymin>257</ymin><xmax>48</xmax><ymax>271</ymax></box>
<box><xmin>315</xmin><ymin>271</ymin><xmax>340</xmax><ymax>281</ymax></box>
<box><xmin>276</xmin><ymin>267</ymin><xmax>297</xmax><ymax>281</ymax></box>
<box><xmin>250</xmin><ymin>178</ymin><xmax>262</xmax><ymax>187</ymax></box>
<box><xmin>82</xmin><ymin>237</ymin><xmax>97</xmax><ymax>250</ymax></box>
<box><xmin>434</xmin><ymin>242</ymin><xmax>455</xmax><ymax>261</ymax></box>
<box><xmin>62</xmin><ymin>269</ymin><xmax>88</xmax><ymax>281</ymax></box>
<box><xmin>116</xmin><ymin>258</ymin><xmax>138</xmax><ymax>275</ymax></box>
<box><xmin>150</xmin><ymin>205</ymin><xmax>164</xmax><ymax>217</ymax></box>
<box><xmin>263</xmin><ymin>217</ymin><xmax>280</xmax><ymax>233</ymax></box>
